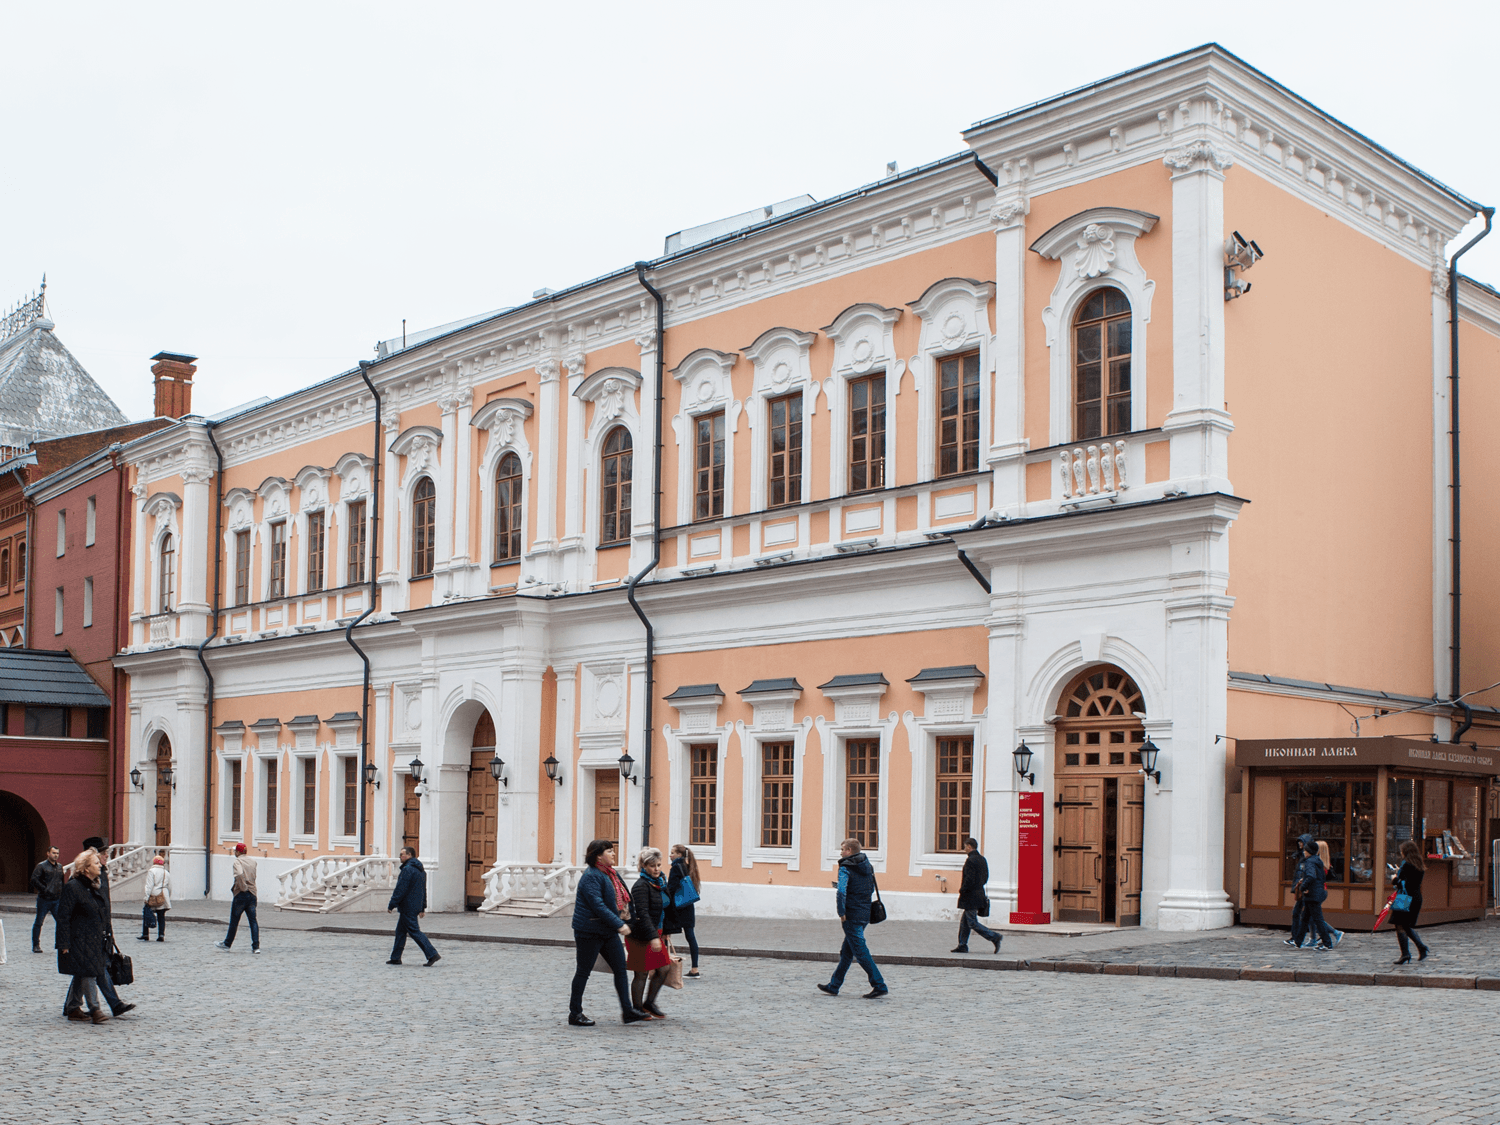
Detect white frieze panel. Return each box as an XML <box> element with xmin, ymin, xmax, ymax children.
<box><xmin>763</xmin><ymin>520</ymin><xmax>797</xmax><ymax>547</ymax></box>
<box><xmin>934</xmin><ymin>490</ymin><xmax>976</xmax><ymax>519</ymax></box>
<box><xmin>845</xmin><ymin>506</ymin><xmax>882</xmax><ymax>534</ymax></box>
<box><xmin>581</xmin><ymin>664</ymin><xmax>627</xmax><ymax>732</ymax></box>
<box><xmin>690</xmin><ymin>533</ymin><xmax>722</xmax><ymax>558</ymax></box>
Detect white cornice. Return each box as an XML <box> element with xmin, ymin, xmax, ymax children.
<box><xmin>963</xmin><ymin>44</ymin><xmax>1480</xmax><ymax>268</ymax></box>
<box><xmin>1458</xmin><ymin>276</ymin><xmax>1500</xmax><ymax>339</ymax></box>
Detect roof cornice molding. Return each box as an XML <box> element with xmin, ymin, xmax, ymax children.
<box><xmin>1458</xmin><ymin>276</ymin><xmax>1500</xmax><ymax>338</ymax></box>
<box><xmin>963</xmin><ymin>45</ymin><xmax>1480</xmax><ymax>268</ymax></box>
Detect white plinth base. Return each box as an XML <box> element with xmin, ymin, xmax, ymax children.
<box><xmin>1155</xmin><ymin>888</ymin><xmax>1236</xmax><ymax>931</ymax></box>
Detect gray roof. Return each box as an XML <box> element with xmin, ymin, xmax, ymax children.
<box><xmin>0</xmin><ymin>649</ymin><xmax>110</xmax><ymax>707</ymax></box>
<box><xmin>818</xmin><ymin>673</ymin><xmax>890</xmax><ymax>690</ymax></box>
<box><xmin>739</xmin><ymin>678</ymin><xmax>804</xmax><ymax>695</ymax></box>
<box><xmin>664</xmin><ymin>683</ymin><xmax>724</xmax><ymax>701</ymax></box>
<box><xmin>0</xmin><ymin>320</ymin><xmax>128</xmax><ymax>447</ymax></box>
<box><xmin>907</xmin><ymin>665</ymin><xmax>985</xmax><ymax>683</ymax></box>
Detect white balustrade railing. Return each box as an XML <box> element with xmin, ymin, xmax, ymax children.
<box><xmin>1059</xmin><ymin>440</ymin><xmax>1129</xmax><ymax>500</ymax></box>
<box><xmin>481</xmin><ymin>861</ymin><xmax>586</xmax><ymax>912</ymax></box>
<box><xmin>320</xmin><ymin>855</ymin><xmax>400</xmax><ymax>911</ymax></box>
<box><xmin>65</xmin><ymin>841</ymin><xmax>163</xmax><ymax>880</ymax></box>
<box><xmin>149</xmin><ymin>613</ymin><xmax>173</xmax><ymax>644</ymax></box>
<box><xmin>276</xmin><ymin>854</ymin><xmax>362</xmax><ymax>905</ymax></box>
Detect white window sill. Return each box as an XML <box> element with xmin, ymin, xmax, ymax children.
<box><xmin>745</xmin><ymin>847</ymin><xmax>799</xmax><ymax>870</ymax></box>
<box><xmin>915</xmin><ymin>853</ymin><xmax>966</xmax><ymax>870</ymax></box>
<box><xmin>686</xmin><ymin>845</ymin><xmax>723</xmax><ymax>868</ymax></box>
<box><xmin>290</xmin><ymin>834</ymin><xmax>317</xmax><ymax>847</ymax></box>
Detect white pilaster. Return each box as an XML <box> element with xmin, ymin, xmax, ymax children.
<box><xmin>451</xmin><ymin>384</ymin><xmax>473</xmax><ymax>571</ymax></box>
<box><xmin>988</xmin><ymin>192</ymin><xmax>1029</xmax><ymax>514</ymax></box>
<box><xmin>534</xmin><ymin>358</ymin><xmax>561</xmax><ymax>556</ymax></box>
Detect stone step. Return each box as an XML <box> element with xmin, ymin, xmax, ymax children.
<box><xmin>485</xmin><ymin>897</ymin><xmax>569</xmax><ymax>918</ymax></box>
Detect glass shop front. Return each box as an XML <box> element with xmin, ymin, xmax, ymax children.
<box><xmin>1234</xmin><ymin>737</ymin><xmax>1496</xmax><ymax>930</ymax></box>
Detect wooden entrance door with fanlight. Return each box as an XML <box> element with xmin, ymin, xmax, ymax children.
<box><xmin>465</xmin><ymin>711</ymin><xmax>500</xmax><ymax>909</ymax></box>
<box><xmin>154</xmin><ymin>737</ymin><xmax>173</xmax><ymax>847</ymax></box>
<box><xmin>1053</xmin><ymin>666</ymin><xmax>1145</xmax><ymax>925</ymax></box>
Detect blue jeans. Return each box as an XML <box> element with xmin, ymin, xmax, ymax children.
<box><xmin>958</xmin><ymin>909</ymin><xmax>1001</xmax><ymax>948</ymax></box>
<box><xmin>225</xmin><ymin>892</ymin><xmax>259</xmax><ymax>948</ymax></box>
<box><xmin>1292</xmin><ymin>897</ymin><xmax>1333</xmax><ymax>947</ymax></box>
<box><xmin>390</xmin><ymin>910</ymin><xmax>438</xmax><ymax>962</ymax></box>
<box><xmin>828</xmin><ymin>920</ymin><xmax>886</xmax><ymax>992</ymax></box>
<box><xmin>32</xmin><ymin>896</ymin><xmax>59</xmax><ymax>948</ymax></box>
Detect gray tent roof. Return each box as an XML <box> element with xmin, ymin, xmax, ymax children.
<box><xmin>0</xmin><ymin>319</ymin><xmax>128</xmax><ymax>446</ymax></box>
<box><xmin>0</xmin><ymin>649</ymin><xmax>110</xmax><ymax>707</ymax></box>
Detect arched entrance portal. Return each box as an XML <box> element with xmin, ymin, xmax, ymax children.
<box><xmin>154</xmin><ymin>737</ymin><xmax>173</xmax><ymax>847</ymax></box>
<box><xmin>465</xmin><ymin>711</ymin><xmax>499</xmax><ymax>908</ymax></box>
<box><xmin>0</xmin><ymin>790</ymin><xmax>49</xmax><ymax>892</ymax></box>
<box><xmin>1053</xmin><ymin>666</ymin><xmax>1145</xmax><ymax>926</ymax></box>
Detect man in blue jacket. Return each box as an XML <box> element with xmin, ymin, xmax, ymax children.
<box><xmin>817</xmin><ymin>838</ymin><xmax>888</xmax><ymax>998</ymax></box>
<box><xmin>387</xmin><ymin>847</ymin><xmax>441</xmax><ymax>967</ymax></box>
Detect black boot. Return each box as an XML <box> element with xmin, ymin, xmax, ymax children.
<box><xmin>1394</xmin><ymin>930</ymin><xmax>1411</xmax><ymax>964</ymax></box>
<box><xmin>643</xmin><ymin>976</ymin><xmax>667</xmax><ymax>1019</ymax></box>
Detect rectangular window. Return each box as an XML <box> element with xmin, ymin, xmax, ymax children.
<box><xmin>25</xmin><ymin>707</ymin><xmax>67</xmax><ymax>737</ymax></box>
<box><xmin>848</xmin><ymin>374</ymin><xmax>886</xmax><ymax>492</ymax></box>
<box><xmin>935</xmin><ymin>737</ymin><xmax>973</xmax><ymax>853</ymax></box>
<box><xmin>690</xmin><ymin>743</ymin><xmax>717</xmax><ymax>846</ymax></box>
<box><xmin>54</xmin><ymin>586</ymin><xmax>63</xmax><ymax>635</ymax></box>
<box><xmin>83</xmin><ymin>576</ymin><xmax>93</xmax><ymax>628</ymax></box>
<box><xmin>229</xmin><ymin>760</ymin><xmax>242</xmax><ymax>833</ymax></box>
<box><xmin>938</xmin><ymin>351</ymin><xmax>981</xmax><ymax>477</ymax></box>
<box><xmin>305</xmin><ymin>512</ymin><xmax>325</xmax><ymax>593</ymax></box>
<box><xmin>265</xmin><ymin>760</ymin><xmax>278</xmax><ymax>835</ymax></box>
<box><xmin>342</xmin><ymin>756</ymin><xmax>358</xmax><ymax>838</ymax></box>
<box><xmin>346</xmin><ymin>501</ymin><xmax>366</xmax><ymax>586</ymax></box>
<box><xmin>269</xmin><ymin>521</ymin><xmax>287</xmax><ymax>600</ymax></box>
<box><xmin>302</xmin><ymin>758</ymin><xmax>317</xmax><ymax>836</ymax></box>
<box><xmin>694</xmin><ymin>412</ymin><xmax>725</xmax><ymax>521</ymax></box>
<box><xmin>87</xmin><ymin>708</ymin><xmax>107</xmax><ymax>739</ymax></box>
<box><xmin>85</xmin><ymin>497</ymin><xmax>97</xmax><ymax>546</ymax></box>
<box><xmin>768</xmin><ymin>393</ymin><xmax>803</xmax><ymax>507</ymax></box>
<box><xmin>845</xmin><ymin>739</ymin><xmax>880</xmax><ymax>851</ymax></box>
<box><xmin>760</xmin><ymin>741</ymin><xmax>794</xmax><ymax>848</ymax></box>
<box><xmin>234</xmin><ymin>529</ymin><xmax>251</xmax><ymax>606</ymax></box>
<box><xmin>56</xmin><ymin>510</ymin><xmax>66</xmax><ymax>557</ymax></box>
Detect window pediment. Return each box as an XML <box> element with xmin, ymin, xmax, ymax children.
<box><xmin>334</xmin><ymin>452</ymin><xmax>374</xmax><ymax>501</ymax></box>
<box><xmin>670</xmin><ymin>349</ymin><xmax>737</xmax><ymax>416</ymax></box>
<box><xmin>821</xmin><ymin>304</ymin><xmax>902</xmax><ymax>377</ymax></box>
<box><xmin>742</xmin><ymin>328</ymin><xmax>815</xmax><ymax>397</ymax></box>
<box><xmin>574</xmin><ymin>368</ymin><xmax>641</xmax><ymax>429</ymax></box>
<box><xmin>1029</xmin><ymin>207</ymin><xmax>1159</xmax><ymax>274</ymax></box>
<box><xmin>293</xmin><ymin>465</ymin><xmax>331</xmax><ymax>511</ymax></box>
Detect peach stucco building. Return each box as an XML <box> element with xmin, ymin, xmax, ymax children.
<box><xmin>116</xmin><ymin>45</ymin><xmax>1500</xmax><ymax>931</ymax></box>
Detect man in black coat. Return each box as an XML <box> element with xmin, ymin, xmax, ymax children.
<box><xmin>386</xmin><ymin>847</ymin><xmax>440</xmax><ymax>966</ymax></box>
<box><xmin>952</xmin><ymin>837</ymin><xmax>1003</xmax><ymax>954</ymax></box>
<box><xmin>29</xmin><ymin>846</ymin><xmax>63</xmax><ymax>953</ymax></box>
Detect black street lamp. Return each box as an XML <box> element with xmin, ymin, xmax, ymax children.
<box><xmin>363</xmin><ymin>760</ymin><xmax>379</xmax><ymax>789</ymax></box>
<box><xmin>1140</xmin><ymin>739</ymin><xmax>1162</xmax><ymax>785</ymax></box>
<box><xmin>130</xmin><ymin>767</ymin><xmax>143</xmax><ymax>791</ymax></box>
<box><xmin>159</xmin><ymin>764</ymin><xmax>175</xmax><ymax>790</ymax></box>
<box><xmin>618</xmin><ymin>751</ymin><xmax>638</xmax><ymax>786</ymax></box>
<box><xmin>543</xmin><ymin>754</ymin><xmax>563</xmax><ymax>785</ymax></box>
<box><xmin>407</xmin><ymin>756</ymin><xmax>424</xmax><ymax>784</ymax></box>
<box><xmin>489</xmin><ymin>753</ymin><xmax>508</xmax><ymax>787</ymax></box>
<box><xmin>1013</xmin><ymin>742</ymin><xmax>1035</xmax><ymax>787</ymax></box>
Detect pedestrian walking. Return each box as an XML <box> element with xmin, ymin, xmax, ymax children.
<box><xmin>385</xmin><ymin>847</ymin><xmax>440</xmax><ymax>966</ymax></box>
<box><xmin>1288</xmin><ymin>835</ymin><xmax>1338</xmax><ymax>951</ymax></box>
<box><xmin>138</xmin><ymin>856</ymin><xmax>171</xmax><ymax>942</ymax></box>
<box><xmin>56</xmin><ymin>850</ymin><xmax>135</xmax><ymax>1023</ymax></box>
<box><xmin>663</xmin><ymin>844</ymin><xmax>702</xmax><ymax>977</ymax></box>
<box><xmin>568</xmin><ymin>838</ymin><xmax>649</xmax><ymax>1027</ymax></box>
<box><xmin>215</xmin><ymin>843</ymin><xmax>260</xmax><ymax>953</ymax></box>
<box><xmin>29</xmin><ymin>846</ymin><xmax>64</xmax><ymax>953</ymax></box>
<box><xmin>817</xmin><ymin>838</ymin><xmax>889</xmax><ymax>999</ymax></box>
<box><xmin>1390</xmin><ymin>839</ymin><xmax>1430</xmax><ymax>964</ymax></box>
<box><xmin>627</xmin><ymin>847</ymin><xmax>672</xmax><ymax>1019</ymax></box>
<box><xmin>951</xmin><ymin>837</ymin><xmax>1002</xmax><ymax>954</ymax></box>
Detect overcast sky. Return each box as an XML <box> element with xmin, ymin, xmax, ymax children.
<box><xmin>3</xmin><ymin>1</ymin><xmax>1496</xmax><ymax>421</ymax></box>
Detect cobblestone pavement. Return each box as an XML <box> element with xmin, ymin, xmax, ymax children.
<box><xmin>3</xmin><ymin>923</ymin><xmax>1499</xmax><ymax>1124</ymax></box>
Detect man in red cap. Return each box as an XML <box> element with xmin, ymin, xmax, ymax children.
<box><xmin>215</xmin><ymin>844</ymin><xmax>260</xmax><ymax>954</ymax></box>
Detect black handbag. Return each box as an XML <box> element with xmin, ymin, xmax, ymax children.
<box><xmin>868</xmin><ymin>878</ymin><xmax>887</xmax><ymax>925</ymax></box>
<box><xmin>978</xmin><ymin>893</ymin><xmax>991</xmax><ymax>918</ymax></box>
<box><xmin>108</xmin><ymin>940</ymin><xmax>133</xmax><ymax>986</ymax></box>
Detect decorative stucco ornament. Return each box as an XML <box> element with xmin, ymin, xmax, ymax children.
<box><xmin>1075</xmin><ymin>224</ymin><xmax>1116</xmax><ymax>279</ymax></box>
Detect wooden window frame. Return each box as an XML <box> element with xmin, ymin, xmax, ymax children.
<box><xmin>600</xmin><ymin>427</ymin><xmax>633</xmax><ymax>545</ymax></box>
<box><xmin>346</xmin><ymin>500</ymin><xmax>366</xmax><ymax>586</ymax></box>
<box><xmin>760</xmin><ymin>741</ymin><xmax>795</xmax><ymax>849</ymax></box>
<box><xmin>158</xmin><ymin>534</ymin><xmax>176</xmax><ymax>613</ymax></box>
<box><xmin>845</xmin><ymin>739</ymin><xmax>880</xmax><ymax>851</ymax></box>
<box><xmin>694</xmin><ymin>412</ymin><xmax>725</xmax><ymax>521</ymax></box>
<box><xmin>937</xmin><ymin>350</ymin><xmax>981</xmax><ymax>477</ymax></box>
<box><xmin>935</xmin><ymin>736</ymin><xmax>973</xmax><ymax>853</ymax></box>
<box><xmin>305</xmin><ymin>511</ymin><xmax>326</xmax><ymax>593</ymax></box>
<box><xmin>268</xmin><ymin>521</ymin><xmax>287</xmax><ymax>600</ymax></box>
<box><xmin>301</xmin><ymin>757</ymin><xmax>317</xmax><ymax>837</ymax></box>
<box><xmin>1073</xmin><ymin>288</ymin><xmax>1133</xmax><ymax>441</ymax></box>
<box><xmin>233</xmin><ymin>529</ymin><xmax>250</xmax><ymax>607</ymax></box>
<box><xmin>229</xmin><ymin>760</ymin><xmax>242</xmax><ymax>834</ymax></box>
<box><xmin>848</xmin><ymin>373</ymin><xmax>886</xmax><ymax>493</ymax></box>
<box><xmin>342</xmin><ymin>756</ymin><xmax>358</xmax><ymax>838</ymax></box>
<box><xmin>690</xmin><ymin>742</ymin><xmax>717</xmax><ymax>847</ymax></box>
<box><xmin>411</xmin><ymin>478</ymin><xmax>436</xmax><ymax>577</ymax></box>
<box><xmin>768</xmin><ymin>392</ymin><xmax>803</xmax><ymax>507</ymax></box>
<box><xmin>264</xmin><ymin>759</ymin><xmax>278</xmax><ymax>836</ymax></box>
<box><xmin>493</xmin><ymin>452</ymin><xmax>523</xmax><ymax>562</ymax></box>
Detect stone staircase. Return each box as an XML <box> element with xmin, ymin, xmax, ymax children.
<box><xmin>480</xmin><ymin>862</ymin><xmax>587</xmax><ymax>917</ymax></box>
<box><xmin>276</xmin><ymin>854</ymin><xmax>398</xmax><ymax>913</ymax></box>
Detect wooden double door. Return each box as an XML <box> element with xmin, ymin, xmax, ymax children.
<box><xmin>154</xmin><ymin>738</ymin><xmax>173</xmax><ymax>847</ymax></box>
<box><xmin>465</xmin><ymin>712</ymin><xmax>499</xmax><ymax>908</ymax></box>
<box><xmin>1055</xmin><ymin>775</ymin><xmax>1143</xmax><ymax>925</ymax></box>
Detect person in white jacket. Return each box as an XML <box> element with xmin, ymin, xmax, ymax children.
<box><xmin>138</xmin><ymin>856</ymin><xmax>171</xmax><ymax>942</ymax></box>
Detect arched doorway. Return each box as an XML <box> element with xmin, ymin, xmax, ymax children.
<box><xmin>465</xmin><ymin>710</ymin><xmax>499</xmax><ymax>908</ymax></box>
<box><xmin>154</xmin><ymin>737</ymin><xmax>173</xmax><ymax>847</ymax></box>
<box><xmin>1053</xmin><ymin>665</ymin><xmax>1146</xmax><ymax>926</ymax></box>
<box><xmin>0</xmin><ymin>790</ymin><xmax>49</xmax><ymax>892</ymax></box>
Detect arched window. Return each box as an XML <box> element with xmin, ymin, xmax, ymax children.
<box><xmin>411</xmin><ymin>477</ymin><xmax>436</xmax><ymax>577</ymax></box>
<box><xmin>159</xmin><ymin>534</ymin><xmax>176</xmax><ymax>613</ymax></box>
<box><xmin>600</xmin><ymin>427</ymin><xmax>632</xmax><ymax>545</ymax></box>
<box><xmin>1073</xmin><ymin>287</ymin><xmax>1132</xmax><ymax>440</ymax></box>
<box><xmin>0</xmin><ymin>546</ymin><xmax>10</xmax><ymax>589</ymax></box>
<box><xmin>494</xmin><ymin>453</ymin><xmax>523</xmax><ymax>562</ymax></box>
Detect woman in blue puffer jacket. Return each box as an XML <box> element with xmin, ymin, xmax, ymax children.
<box><xmin>569</xmin><ymin>838</ymin><xmax>649</xmax><ymax>1027</ymax></box>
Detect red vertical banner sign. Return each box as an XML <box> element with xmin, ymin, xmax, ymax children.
<box><xmin>1010</xmin><ymin>790</ymin><xmax>1051</xmax><ymax>924</ymax></box>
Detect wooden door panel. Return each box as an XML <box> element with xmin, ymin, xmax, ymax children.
<box><xmin>1056</xmin><ymin>779</ymin><xmax>1103</xmax><ymax>922</ymax></box>
<box><xmin>466</xmin><ymin>750</ymin><xmax>499</xmax><ymax>902</ymax></box>
<box><xmin>1118</xmin><ymin>776</ymin><xmax>1144</xmax><ymax>925</ymax></box>
<box><xmin>154</xmin><ymin>739</ymin><xmax>173</xmax><ymax>847</ymax></box>
<box><xmin>402</xmin><ymin>775</ymin><xmax>420</xmax><ymax>854</ymax></box>
<box><xmin>595</xmin><ymin>773</ymin><xmax>620</xmax><ymax>842</ymax></box>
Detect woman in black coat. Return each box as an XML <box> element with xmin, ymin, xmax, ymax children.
<box><xmin>1390</xmin><ymin>839</ymin><xmax>1430</xmax><ymax>964</ymax></box>
<box><xmin>627</xmin><ymin>848</ymin><xmax>670</xmax><ymax>1018</ymax></box>
<box><xmin>56</xmin><ymin>850</ymin><xmax>128</xmax><ymax>1023</ymax></box>
<box><xmin>662</xmin><ymin>844</ymin><xmax>701</xmax><ymax>976</ymax></box>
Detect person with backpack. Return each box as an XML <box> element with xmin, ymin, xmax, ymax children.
<box><xmin>1389</xmin><ymin>838</ymin><xmax>1430</xmax><ymax>964</ymax></box>
<box><xmin>816</xmin><ymin>838</ymin><xmax>888</xmax><ymax>999</ymax></box>
<box><xmin>663</xmin><ymin>844</ymin><xmax>702</xmax><ymax>977</ymax></box>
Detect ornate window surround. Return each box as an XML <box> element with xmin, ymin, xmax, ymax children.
<box><xmin>470</xmin><ymin>398</ymin><xmax>534</xmax><ymax>567</ymax></box>
<box><xmin>741</xmin><ymin>328</ymin><xmax>817</xmax><ymax>512</ymax></box>
<box><xmin>326</xmin><ymin>711</ymin><xmax>363</xmax><ymax>846</ymax></box>
<box><xmin>254</xmin><ymin>476</ymin><xmax>292</xmax><ymax>602</ymax></box>
<box><xmin>292</xmin><ymin>465</ymin><xmax>331</xmax><ymax>597</ymax></box>
<box><xmin>735</xmin><ymin>693</ymin><xmax>812</xmax><ymax>872</ymax></box>
<box><xmin>820</xmin><ymin>304</ymin><xmax>903</xmax><ymax>498</ymax></box>
<box><xmin>333</xmin><ymin>452</ymin><xmax>375</xmax><ymax>589</ymax></box>
<box><xmin>221</xmin><ymin>487</ymin><xmax>257</xmax><ymax>608</ymax></box>
<box><xmin>287</xmin><ymin>715</ymin><xmax>322</xmax><ymax>844</ymax></box>
<box><xmin>815</xmin><ymin>675</ymin><xmax>892</xmax><ymax>872</ymax></box>
<box><xmin>669</xmin><ymin>349</ymin><xmax>740</xmax><ymax>525</ymax></box>
<box><xmin>142</xmin><ymin>491</ymin><xmax>182</xmax><ymax>621</ymax></box>
<box><xmin>664</xmin><ymin>685</ymin><xmax>729</xmax><ymax>870</ymax></box>
<box><xmin>1031</xmin><ymin>207</ymin><xmax>1158</xmax><ymax>446</ymax></box>
<box><xmin>906</xmin><ymin>278</ymin><xmax>996</xmax><ymax>482</ymax></box>
<box><xmin>574</xmin><ymin>368</ymin><xmax>641</xmax><ymax>548</ymax></box>
<box><xmin>215</xmin><ymin>719</ymin><xmax>246</xmax><ymax>843</ymax></box>
<box><xmin>388</xmin><ymin>425</ymin><xmax>444</xmax><ymax>582</ymax></box>
<box><xmin>249</xmin><ymin>717</ymin><xmax>284</xmax><ymax>847</ymax></box>
<box><xmin>900</xmin><ymin>668</ymin><xmax>986</xmax><ymax>875</ymax></box>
